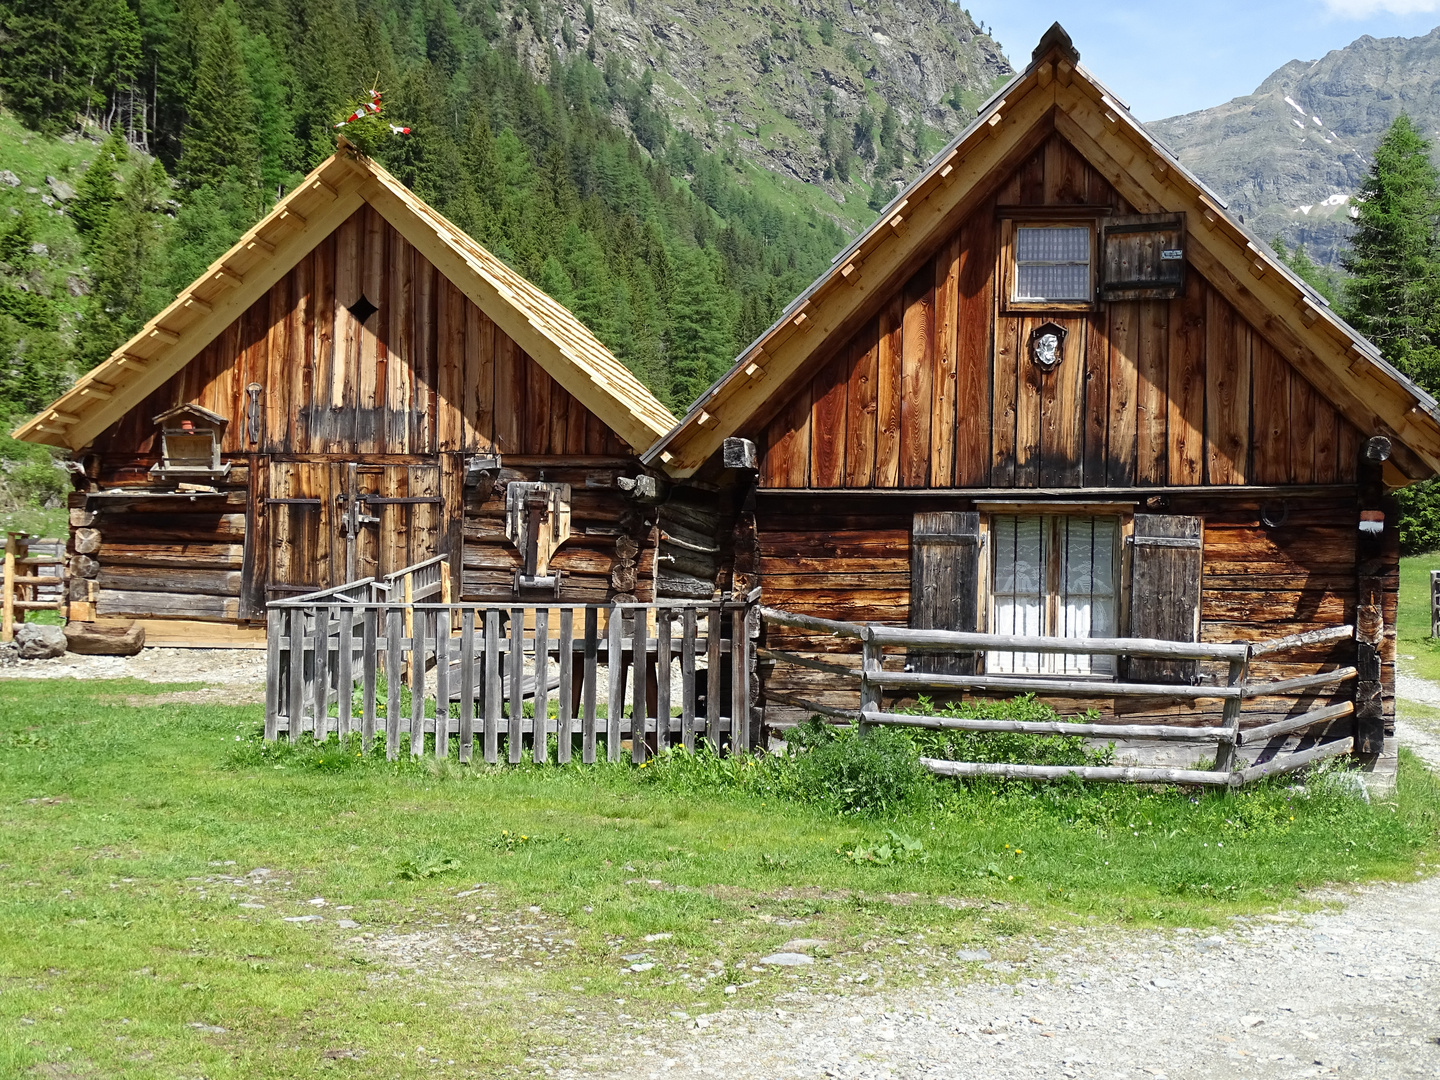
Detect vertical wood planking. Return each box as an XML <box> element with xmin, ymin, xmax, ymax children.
<box><xmin>991</xmin><ymin>306</ymin><xmax>1020</xmax><ymax>486</ymax></box>
<box><xmin>632</xmin><ymin>609</ymin><xmax>648</xmax><ymax>763</ymax></box>
<box><xmin>1313</xmin><ymin>398</ymin><xmax>1339</xmax><ymax>484</ymax></box>
<box><xmin>362</xmin><ymin>608</ymin><xmax>377</xmax><ymax>747</ymax></box>
<box><xmin>459</xmin><ymin>608</ymin><xmax>475</xmax><ymax>763</ymax></box>
<box><xmin>1205</xmin><ymin>288</ymin><xmax>1251</xmax><ymax>484</ymax></box>
<box><xmin>409</xmin><ymin>603</ymin><xmax>426</xmax><ymax>756</ymax></box>
<box><xmin>875</xmin><ymin>295</ymin><xmax>904</xmax><ymax>487</ymax></box>
<box><xmin>287</xmin><ymin>608</ymin><xmax>304</xmax><ymax>744</ymax></box>
<box><xmin>810</xmin><ymin>348</ymin><xmax>849</xmax><ymax>487</ymax></box>
<box><xmin>557</xmin><ymin>607</ymin><xmax>575</xmax><ymax>763</ymax></box>
<box><xmin>655</xmin><ymin>611</ymin><xmax>671</xmax><ymax>750</ymax></box>
<box><xmin>681</xmin><ymin>607</ymin><xmax>697</xmax><ymax>751</ymax></box>
<box><xmin>434</xmin><ymin>608</ymin><xmax>450</xmax><ymax>759</ymax></box>
<box><xmin>337</xmin><ymin>607</ymin><xmax>354</xmax><ymax>741</ymax></box>
<box><xmin>527</xmin><ymin>362</ymin><xmax>554</xmax><ymax>454</ymax></box>
<box><xmin>437</xmin><ymin>279</ymin><xmax>465</xmax><ymax>452</ymax></box>
<box><xmin>1039</xmin><ymin>317</ymin><xmax>1085</xmax><ymax>486</ymax></box>
<box><xmin>954</xmin><ymin>207</ymin><xmax>994</xmax><ymax>486</ymax></box>
<box><xmin>1250</xmin><ymin>336</ymin><xmax>1291</xmax><ymax>484</ymax></box>
<box><xmin>1081</xmin><ymin>307</ymin><xmax>1110</xmax><ymax>485</ymax></box>
<box><xmin>385</xmin><ymin>607</ymin><xmax>403</xmax><ymax>759</ymax></box>
<box><xmin>582</xmin><ymin>606</ymin><xmax>599</xmax><ymax>764</ymax></box>
<box><xmin>1106</xmin><ymin>301</ymin><xmax>1140</xmax><ymax>486</ymax></box>
<box><xmin>508</xmin><ymin>607</ymin><xmax>524</xmax><ymax>763</ymax></box>
<box><xmin>484</xmin><ymin>608</ymin><xmax>500</xmax><ymax>764</ymax></box>
<box><xmin>1135</xmin><ymin>300</ymin><xmax>1169</xmax><ymax>484</ymax></box>
<box><xmin>1166</xmin><ymin>274</ymin><xmax>1206</xmax><ymax>485</ymax></box>
<box><xmin>493</xmin><ymin>332</ymin><xmax>521</xmax><ymax>453</ymax></box>
<box><xmin>534</xmin><ymin>607</ymin><xmax>550</xmax><ymax>763</ymax></box>
<box><xmin>311</xmin><ymin>608</ymin><xmax>329</xmax><ymax>741</ymax></box>
<box><xmin>468</xmin><ymin>308</ymin><xmax>496</xmax><ymax>452</ymax></box>
<box><xmin>265</xmin><ymin>614</ymin><xmax>281</xmax><ymax>741</ymax></box>
<box><xmin>844</xmin><ymin>325</ymin><xmax>878</xmax><ymax>487</ymax></box>
<box><xmin>762</xmin><ymin>384</ymin><xmax>812</xmax><ymax>487</ymax></box>
<box><xmin>931</xmin><ymin>238</ymin><xmax>961</xmax><ymax>486</ymax></box>
<box><xmin>1290</xmin><ymin>372</ymin><xmax>1319</xmax><ymax>484</ymax></box>
<box><xmin>706</xmin><ymin>607</ymin><xmax>722</xmax><ymax>745</ymax></box>
<box><xmin>403</xmin><ymin>255</ymin><xmax>431</xmax><ymax>454</ymax></box>
<box><xmin>607</xmin><ymin>606</ymin><xmax>623</xmax><ymax>761</ymax></box>
<box><xmin>549</xmin><ymin>379</ymin><xmax>571</xmax><ymax>456</ymax></box>
<box><xmin>731</xmin><ymin>607</ymin><xmax>748</xmax><ymax>753</ymax></box>
<box><xmin>899</xmin><ymin>268</ymin><xmax>935</xmax><ymax>486</ymax></box>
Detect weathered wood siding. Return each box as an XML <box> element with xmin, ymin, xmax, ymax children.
<box><xmin>758</xmin><ymin>135</ymin><xmax>1363</xmax><ymax>489</ymax></box>
<box><xmin>81</xmin><ymin>205</ymin><xmax>642</xmax><ymax>621</ymax></box>
<box><xmin>758</xmin><ymin>493</ymin><xmax>1395</xmax><ymax>734</ymax></box>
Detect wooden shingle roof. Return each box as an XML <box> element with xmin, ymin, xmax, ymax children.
<box><xmin>15</xmin><ymin>141</ymin><xmax>676</xmax><ymax>454</ymax></box>
<box><xmin>643</xmin><ymin>22</ymin><xmax>1440</xmax><ymax>481</ymax></box>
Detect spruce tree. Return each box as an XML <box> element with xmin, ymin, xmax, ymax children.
<box><xmin>72</xmin><ymin>127</ymin><xmax>128</xmax><ymax>238</ymax></box>
<box><xmin>1340</xmin><ymin>114</ymin><xmax>1440</xmax><ymax>387</ymax></box>
<box><xmin>178</xmin><ymin>0</ymin><xmax>261</xmax><ymax>197</ymax></box>
<box><xmin>0</xmin><ymin>0</ymin><xmax>92</xmax><ymax>131</ymax></box>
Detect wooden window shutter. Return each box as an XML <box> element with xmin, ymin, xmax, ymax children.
<box><xmin>909</xmin><ymin>511</ymin><xmax>981</xmax><ymax>675</ymax></box>
<box><xmin>1124</xmin><ymin>514</ymin><xmax>1202</xmax><ymax>683</ymax></box>
<box><xmin>1100</xmin><ymin>213</ymin><xmax>1186</xmax><ymax>300</ymax></box>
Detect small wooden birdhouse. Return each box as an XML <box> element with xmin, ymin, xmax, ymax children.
<box><xmin>149</xmin><ymin>404</ymin><xmax>230</xmax><ymax>482</ymax></box>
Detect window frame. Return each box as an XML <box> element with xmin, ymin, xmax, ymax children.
<box><xmin>977</xmin><ymin>505</ymin><xmax>1134</xmax><ymax>679</ymax></box>
<box><xmin>1000</xmin><ymin>217</ymin><xmax>1099</xmax><ymax>314</ymax></box>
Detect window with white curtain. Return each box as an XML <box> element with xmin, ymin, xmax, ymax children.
<box><xmin>988</xmin><ymin>515</ymin><xmax>1118</xmax><ymax>676</ymax></box>
<box><xmin>1014</xmin><ymin>225</ymin><xmax>1092</xmax><ymax>302</ymax></box>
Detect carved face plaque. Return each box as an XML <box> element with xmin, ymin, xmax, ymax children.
<box><xmin>1028</xmin><ymin>322</ymin><xmax>1067</xmax><ymax>371</ymax></box>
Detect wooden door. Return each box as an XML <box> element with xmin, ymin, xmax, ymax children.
<box><xmin>265</xmin><ymin>460</ymin><xmax>337</xmax><ymax>599</ymax></box>
<box><xmin>336</xmin><ymin>463</ymin><xmax>444</xmax><ymax>583</ymax></box>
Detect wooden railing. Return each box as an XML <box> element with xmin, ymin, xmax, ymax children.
<box><xmin>2</xmin><ymin>533</ymin><xmax>65</xmax><ymax>642</ymax></box>
<box><xmin>758</xmin><ymin>607</ymin><xmax>1358</xmax><ymax>788</ymax></box>
<box><xmin>264</xmin><ymin>598</ymin><xmax>754</xmax><ymax>764</ymax></box>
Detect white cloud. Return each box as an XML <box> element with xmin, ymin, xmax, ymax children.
<box><xmin>1321</xmin><ymin>0</ymin><xmax>1440</xmax><ymax>15</ymax></box>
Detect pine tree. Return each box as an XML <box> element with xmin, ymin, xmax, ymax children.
<box><xmin>78</xmin><ymin>159</ymin><xmax>171</xmax><ymax>368</ymax></box>
<box><xmin>239</xmin><ymin>25</ymin><xmax>299</xmax><ymax>202</ymax></box>
<box><xmin>72</xmin><ymin>127</ymin><xmax>128</xmax><ymax>238</ymax></box>
<box><xmin>177</xmin><ymin>0</ymin><xmax>261</xmax><ymax>197</ymax></box>
<box><xmin>0</xmin><ymin>0</ymin><xmax>92</xmax><ymax>131</ymax></box>
<box><xmin>1340</xmin><ymin>114</ymin><xmax>1440</xmax><ymax>388</ymax></box>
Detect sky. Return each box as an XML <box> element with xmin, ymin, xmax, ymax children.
<box><xmin>978</xmin><ymin>1</ymin><xmax>1440</xmax><ymax>120</ymax></box>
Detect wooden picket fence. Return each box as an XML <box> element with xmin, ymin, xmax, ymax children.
<box><xmin>264</xmin><ymin>597</ymin><xmax>754</xmax><ymax>764</ymax></box>
<box><xmin>758</xmin><ymin>607</ymin><xmax>1359</xmax><ymax>788</ymax></box>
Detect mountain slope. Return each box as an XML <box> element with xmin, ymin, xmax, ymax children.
<box><xmin>500</xmin><ymin>0</ymin><xmax>1012</xmax><ymax>222</ymax></box>
<box><xmin>1148</xmin><ymin>26</ymin><xmax>1440</xmax><ymax>266</ymax></box>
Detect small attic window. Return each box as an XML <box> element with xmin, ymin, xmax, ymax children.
<box><xmin>149</xmin><ymin>404</ymin><xmax>231</xmax><ymax>483</ymax></box>
<box><xmin>347</xmin><ymin>294</ymin><xmax>378</xmax><ymax>324</ymax></box>
<box><xmin>1006</xmin><ymin>221</ymin><xmax>1095</xmax><ymax>311</ymax></box>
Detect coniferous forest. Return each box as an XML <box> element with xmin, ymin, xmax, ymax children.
<box><xmin>0</xmin><ymin>0</ymin><xmax>851</xmax><ymax>422</ymax></box>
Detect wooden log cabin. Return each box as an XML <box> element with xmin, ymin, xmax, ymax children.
<box><xmin>13</xmin><ymin>143</ymin><xmax>684</xmax><ymax>645</ymax></box>
<box><xmin>645</xmin><ymin>24</ymin><xmax>1440</xmax><ymax>763</ymax></box>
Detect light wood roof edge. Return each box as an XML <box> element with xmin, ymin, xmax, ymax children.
<box><xmin>14</xmin><ymin>142</ymin><xmax>676</xmax><ymax>456</ymax></box>
<box><xmin>642</xmin><ymin>22</ymin><xmax>1440</xmax><ymax>480</ymax></box>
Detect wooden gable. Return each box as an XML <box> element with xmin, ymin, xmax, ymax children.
<box><xmin>759</xmin><ymin>133</ymin><xmax>1362</xmax><ymax>490</ymax></box>
<box><xmin>646</xmin><ymin>26</ymin><xmax>1440</xmax><ymax>481</ymax></box>
<box><xmin>90</xmin><ymin>205</ymin><xmax>628</xmax><ymax>471</ymax></box>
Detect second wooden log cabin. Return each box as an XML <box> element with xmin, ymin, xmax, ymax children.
<box><xmin>645</xmin><ymin>23</ymin><xmax>1440</xmax><ymax>760</ymax></box>
<box><xmin>14</xmin><ymin>144</ymin><xmax>703</xmax><ymax>640</ymax></box>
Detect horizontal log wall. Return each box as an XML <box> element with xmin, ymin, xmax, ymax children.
<box><xmin>461</xmin><ymin>463</ymin><xmax>655</xmax><ymax>604</ymax></box>
<box><xmin>759</xmin><ymin>133</ymin><xmax>1362</xmax><ymax>490</ymax></box>
<box><xmin>756</xmin><ymin>491</ymin><xmax>1391</xmax><ymax>736</ymax></box>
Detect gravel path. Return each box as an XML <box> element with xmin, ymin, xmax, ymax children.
<box><xmin>556</xmin><ymin>683</ymin><xmax>1440</xmax><ymax>1080</ymax></box>
<box><xmin>0</xmin><ymin>646</ymin><xmax>266</xmax><ymax>690</ymax></box>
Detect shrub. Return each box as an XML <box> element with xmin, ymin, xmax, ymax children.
<box><xmin>787</xmin><ymin>716</ymin><xmax>932</xmax><ymax>815</ymax></box>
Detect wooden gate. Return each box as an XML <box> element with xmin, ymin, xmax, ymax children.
<box><xmin>263</xmin><ymin>460</ymin><xmax>443</xmax><ymax>601</ymax></box>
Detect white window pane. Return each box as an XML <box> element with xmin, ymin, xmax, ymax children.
<box><xmin>1012</xmin><ymin>517</ymin><xmax>1044</xmax><ymax>594</ymax></box>
<box><xmin>1016</xmin><ymin>263</ymin><xmax>1091</xmax><ymax>300</ymax></box>
<box><xmin>1016</xmin><ymin>227</ymin><xmax>1089</xmax><ymax>262</ymax></box>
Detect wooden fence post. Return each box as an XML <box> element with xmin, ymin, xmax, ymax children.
<box><xmin>1213</xmin><ymin>655</ymin><xmax>1248</xmax><ymax>773</ymax></box>
<box><xmin>1431</xmin><ymin>570</ymin><xmax>1440</xmax><ymax>639</ymax></box>
<box><xmin>859</xmin><ymin>627</ymin><xmax>880</xmax><ymax>737</ymax></box>
<box><xmin>264</xmin><ymin>610</ymin><xmax>282</xmax><ymax>741</ymax></box>
<box><xmin>2</xmin><ymin>532</ymin><xmax>20</xmax><ymax>642</ymax></box>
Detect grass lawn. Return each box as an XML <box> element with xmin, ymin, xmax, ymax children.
<box><xmin>3</xmin><ymin>679</ymin><xmax>1439</xmax><ymax>1078</ymax></box>
<box><xmin>1398</xmin><ymin>553</ymin><xmax>1440</xmax><ymax>683</ymax></box>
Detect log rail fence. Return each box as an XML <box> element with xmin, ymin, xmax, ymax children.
<box><xmin>758</xmin><ymin>607</ymin><xmax>1359</xmax><ymax>788</ymax></box>
<box><xmin>2</xmin><ymin>533</ymin><xmax>66</xmax><ymax>642</ymax></box>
